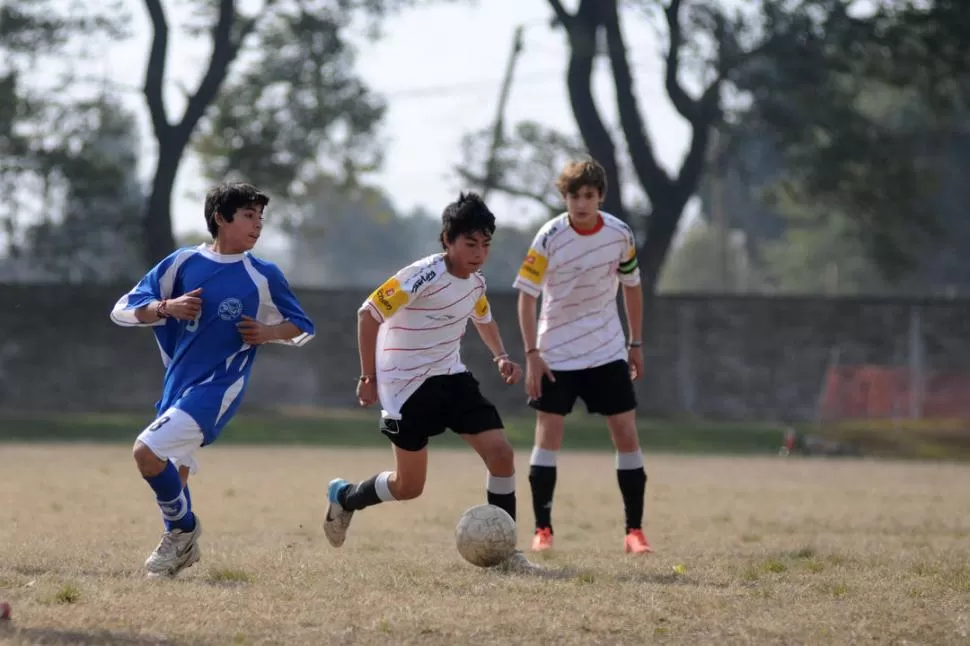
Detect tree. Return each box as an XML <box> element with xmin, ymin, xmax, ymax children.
<box><xmin>658</xmin><ymin>221</ymin><xmax>760</xmax><ymax>294</ymax></box>
<box><xmin>19</xmin><ymin>95</ymin><xmax>145</xmax><ymax>282</ymax></box>
<box><xmin>140</xmin><ymin>0</ymin><xmax>421</xmax><ymax>266</ymax></box>
<box><xmin>0</xmin><ymin>2</ymin><xmax>143</xmax><ymax>282</ymax></box>
<box><xmin>458</xmin><ymin>0</ymin><xmax>970</xmax><ymax>297</ymax></box>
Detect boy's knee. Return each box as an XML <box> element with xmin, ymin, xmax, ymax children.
<box><xmin>487</xmin><ymin>440</ymin><xmax>516</xmax><ymax>472</ymax></box>
<box><xmin>132</xmin><ymin>441</ymin><xmax>166</xmax><ymax>477</ymax></box>
<box><xmin>394</xmin><ymin>478</ymin><xmax>425</xmax><ymax>501</ymax></box>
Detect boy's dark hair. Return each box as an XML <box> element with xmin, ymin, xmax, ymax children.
<box><xmin>555</xmin><ymin>157</ymin><xmax>608</xmax><ymax>198</ymax></box>
<box><xmin>440</xmin><ymin>192</ymin><xmax>496</xmax><ymax>248</ymax></box>
<box><xmin>204</xmin><ymin>182</ymin><xmax>270</xmax><ymax>238</ymax></box>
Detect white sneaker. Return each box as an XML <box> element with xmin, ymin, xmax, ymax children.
<box><xmin>323</xmin><ymin>478</ymin><xmax>354</xmax><ymax>548</ymax></box>
<box><xmin>494</xmin><ymin>550</ymin><xmax>544</xmax><ymax>574</ymax></box>
<box><xmin>145</xmin><ymin>518</ymin><xmax>202</xmax><ymax>578</ymax></box>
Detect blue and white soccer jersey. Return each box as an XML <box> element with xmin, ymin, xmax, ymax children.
<box><xmin>111</xmin><ymin>244</ymin><xmax>314</xmax><ymax>471</ymax></box>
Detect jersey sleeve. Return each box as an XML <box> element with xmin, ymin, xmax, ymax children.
<box><xmin>512</xmin><ymin>229</ymin><xmax>551</xmax><ymax>297</ymax></box>
<box><xmin>471</xmin><ymin>274</ymin><xmax>492</xmax><ymax>324</ymax></box>
<box><xmin>263</xmin><ymin>264</ymin><xmax>315</xmax><ymax>347</ymax></box>
<box><xmin>359</xmin><ymin>260</ymin><xmax>439</xmax><ymax>323</ymax></box>
<box><xmin>110</xmin><ymin>249</ymin><xmax>191</xmax><ymax>327</ymax></box>
<box><xmin>617</xmin><ymin>227</ymin><xmax>641</xmax><ymax>287</ymax></box>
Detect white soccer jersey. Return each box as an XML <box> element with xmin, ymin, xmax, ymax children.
<box><xmin>512</xmin><ymin>212</ymin><xmax>640</xmax><ymax>371</ymax></box>
<box><xmin>360</xmin><ymin>253</ymin><xmax>492</xmax><ymax>418</ymax></box>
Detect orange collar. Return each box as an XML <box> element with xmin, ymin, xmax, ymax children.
<box><xmin>570</xmin><ymin>213</ymin><xmax>604</xmax><ymax>235</ymax></box>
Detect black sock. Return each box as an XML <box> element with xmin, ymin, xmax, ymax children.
<box><xmin>339</xmin><ymin>474</ymin><xmax>384</xmax><ymax>512</ymax></box>
<box><xmin>487</xmin><ymin>491</ymin><xmax>516</xmax><ymax>522</ymax></box>
<box><xmin>529</xmin><ymin>465</ymin><xmax>557</xmax><ymax>531</ymax></box>
<box><xmin>616</xmin><ymin>467</ymin><xmax>647</xmax><ymax>532</ymax></box>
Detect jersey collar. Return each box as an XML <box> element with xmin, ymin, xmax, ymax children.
<box><xmin>569</xmin><ymin>213</ymin><xmax>604</xmax><ymax>236</ymax></box>
<box><xmin>197</xmin><ymin>243</ymin><xmax>246</xmax><ymax>263</ymax></box>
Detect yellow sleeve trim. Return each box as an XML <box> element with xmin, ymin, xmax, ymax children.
<box><xmin>367</xmin><ymin>277</ymin><xmax>409</xmax><ymax>319</ymax></box>
<box><xmin>517</xmin><ymin>249</ymin><xmax>548</xmax><ymax>284</ymax></box>
<box><xmin>473</xmin><ymin>294</ymin><xmax>490</xmax><ymax>319</ymax></box>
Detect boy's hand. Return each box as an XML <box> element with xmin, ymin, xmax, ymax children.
<box><xmin>628</xmin><ymin>346</ymin><xmax>644</xmax><ymax>381</ymax></box>
<box><xmin>497</xmin><ymin>358</ymin><xmax>522</xmax><ymax>385</ymax></box>
<box><xmin>165</xmin><ymin>288</ymin><xmax>203</xmax><ymax>321</ymax></box>
<box><xmin>236</xmin><ymin>315</ymin><xmax>276</xmax><ymax>345</ymax></box>
<box><xmin>356</xmin><ymin>378</ymin><xmax>378</xmax><ymax>407</ymax></box>
<box><xmin>525</xmin><ymin>353</ymin><xmax>555</xmax><ymax>400</ymax></box>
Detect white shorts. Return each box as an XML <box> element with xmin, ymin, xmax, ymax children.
<box><xmin>135</xmin><ymin>407</ymin><xmax>205</xmax><ymax>474</ymax></box>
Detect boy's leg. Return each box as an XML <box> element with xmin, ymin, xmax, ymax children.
<box><xmin>461</xmin><ymin>428</ymin><xmax>517</xmax><ymax>521</ymax></box>
<box><xmin>530</xmin><ymin>413</ymin><xmax>565</xmax><ymax>540</ymax></box>
<box><xmin>583</xmin><ymin>361</ymin><xmax>651</xmax><ymax>554</ymax></box>
<box><xmin>527</xmin><ymin>370</ymin><xmax>575</xmax><ymax>550</ymax></box>
<box><xmin>132</xmin><ymin>408</ymin><xmax>204</xmax><ymax>576</ymax></box>
<box><xmin>324</xmin><ymin>396</ymin><xmax>439</xmax><ymax>548</ymax></box>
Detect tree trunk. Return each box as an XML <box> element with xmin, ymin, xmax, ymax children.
<box><xmin>142</xmin><ymin>144</ymin><xmax>180</xmax><ymax>266</ymax></box>
<box><xmin>565</xmin><ymin>1</ymin><xmax>626</xmax><ymax>222</ymax></box>
<box><xmin>639</xmin><ymin>203</ymin><xmax>681</xmax><ymax>296</ymax></box>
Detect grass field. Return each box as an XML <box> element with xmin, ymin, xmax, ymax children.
<box><xmin>1</xmin><ymin>444</ymin><xmax>969</xmax><ymax>645</ymax></box>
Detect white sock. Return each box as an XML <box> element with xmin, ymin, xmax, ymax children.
<box><xmin>530</xmin><ymin>447</ymin><xmax>558</xmax><ymax>467</ymax></box>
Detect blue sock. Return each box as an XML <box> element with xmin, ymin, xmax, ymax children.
<box><xmin>144</xmin><ymin>461</ymin><xmax>196</xmax><ymax>532</ymax></box>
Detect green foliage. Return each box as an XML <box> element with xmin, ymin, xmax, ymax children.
<box><xmin>193</xmin><ymin>5</ymin><xmax>386</xmax><ymax>196</ymax></box>
<box><xmin>758</xmin><ymin>190</ymin><xmax>889</xmax><ymax>295</ymax></box>
<box><xmin>280</xmin><ymin>178</ymin><xmax>538</xmax><ymax>289</ymax></box>
<box><xmin>658</xmin><ymin>222</ymin><xmax>761</xmax><ymax>294</ymax></box>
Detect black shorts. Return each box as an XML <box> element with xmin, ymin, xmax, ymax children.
<box><xmin>380</xmin><ymin>372</ymin><xmax>504</xmax><ymax>452</ymax></box>
<box><xmin>528</xmin><ymin>359</ymin><xmax>637</xmax><ymax>417</ymax></box>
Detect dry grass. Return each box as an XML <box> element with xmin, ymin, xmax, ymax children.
<box><xmin>1</xmin><ymin>444</ymin><xmax>969</xmax><ymax>645</ymax></box>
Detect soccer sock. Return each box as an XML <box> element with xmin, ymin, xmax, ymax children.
<box><xmin>144</xmin><ymin>461</ymin><xmax>196</xmax><ymax>533</ymax></box>
<box><xmin>529</xmin><ymin>447</ymin><xmax>558</xmax><ymax>531</ymax></box>
<box><xmin>486</xmin><ymin>473</ymin><xmax>516</xmax><ymax>522</ymax></box>
<box><xmin>339</xmin><ymin>471</ymin><xmax>396</xmax><ymax>511</ymax></box>
<box><xmin>616</xmin><ymin>450</ymin><xmax>647</xmax><ymax>532</ymax></box>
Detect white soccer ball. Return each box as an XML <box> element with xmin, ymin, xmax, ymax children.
<box><xmin>455</xmin><ymin>504</ymin><xmax>517</xmax><ymax>567</ymax></box>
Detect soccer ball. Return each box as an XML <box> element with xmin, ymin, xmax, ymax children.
<box><xmin>454</xmin><ymin>504</ymin><xmax>517</xmax><ymax>567</ymax></box>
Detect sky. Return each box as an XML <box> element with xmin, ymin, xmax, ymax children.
<box><xmin>103</xmin><ymin>0</ymin><xmax>697</xmax><ymax>240</ymax></box>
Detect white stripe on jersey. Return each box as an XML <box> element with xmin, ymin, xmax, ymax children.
<box><xmin>513</xmin><ymin>212</ymin><xmax>640</xmax><ymax>371</ymax></box>
<box><xmin>360</xmin><ymin>253</ymin><xmax>492</xmax><ymax>418</ymax></box>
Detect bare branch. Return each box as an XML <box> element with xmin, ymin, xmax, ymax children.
<box><xmin>663</xmin><ymin>0</ymin><xmax>698</xmax><ymax>123</ymax></box>
<box><xmin>602</xmin><ymin>1</ymin><xmax>672</xmax><ymax>199</ymax></box>
<box><xmin>455</xmin><ymin>168</ymin><xmax>559</xmax><ymax>214</ymax></box>
<box><xmin>178</xmin><ymin>0</ymin><xmax>237</xmax><ymax>137</ymax></box>
<box><xmin>142</xmin><ymin>0</ymin><xmax>170</xmax><ymax>137</ymax></box>
<box><xmin>546</xmin><ymin>0</ymin><xmax>574</xmax><ymax>29</ymax></box>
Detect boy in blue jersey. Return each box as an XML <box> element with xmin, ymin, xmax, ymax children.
<box><xmin>110</xmin><ymin>182</ymin><xmax>314</xmax><ymax>578</ymax></box>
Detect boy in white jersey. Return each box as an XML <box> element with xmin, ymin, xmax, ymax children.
<box><xmin>110</xmin><ymin>183</ymin><xmax>314</xmax><ymax>577</ymax></box>
<box><xmin>513</xmin><ymin>158</ymin><xmax>652</xmax><ymax>554</ymax></box>
<box><xmin>323</xmin><ymin>192</ymin><xmax>540</xmax><ymax>573</ymax></box>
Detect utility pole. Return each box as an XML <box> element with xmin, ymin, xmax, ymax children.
<box><xmin>481</xmin><ymin>25</ymin><xmax>525</xmax><ymax>202</ymax></box>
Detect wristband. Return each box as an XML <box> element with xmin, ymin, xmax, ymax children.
<box><xmin>492</xmin><ymin>353</ymin><xmax>509</xmax><ymax>363</ymax></box>
<box><xmin>526</xmin><ymin>348</ymin><xmax>539</xmax><ymax>355</ymax></box>
<box><xmin>358</xmin><ymin>375</ymin><xmax>375</xmax><ymax>384</ymax></box>
<box><xmin>155</xmin><ymin>300</ymin><xmax>170</xmax><ymax>319</ymax></box>
<box><xmin>628</xmin><ymin>341</ymin><xmax>642</xmax><ymax>348</ymax></box>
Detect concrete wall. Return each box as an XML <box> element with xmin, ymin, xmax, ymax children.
<box><xmin>3</xmin><ymin>284</ymin><xmax>970</xmax><ymax>421</ymax></box>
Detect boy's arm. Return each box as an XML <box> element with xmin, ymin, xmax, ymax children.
<box><xmin>621</xmin><ymin>284</ymin><xmax>643</xmax><ymax>346</ymax></box>
<box><xmin>111</xmin><ymin>250</ymin><xmax>189</xmax><ymax>328</ymax></box>
<box><xmin>262</xmin><ymin>265</ymin><xmax>315</xmax><ymax>346</ymax></box>
<box><xmin>618</xmin><ymin>227</ymin><xmax>644</xmax><ymax>379</ymax></box>
<box><xmin>472</xmin><ymin>319</ymin><xmax>509</xmax><ymax>361</ymax></box>
<box><xmin>517</xmin><ymin>292</ymin><xmax>539</xmax><ymax>353</ymax></box>
<box><xmin>357</xmin><ymin>309</ymin><xmax>381</xmax><ymax>380</ymax></box>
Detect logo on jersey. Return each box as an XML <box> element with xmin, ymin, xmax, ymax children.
<box><xmin>410</xmin><ymin>268</ymin><xmax>436</xmax><ymax>294</ymax></box>
<box><xmin>369</xmin><ymin>277</ymin><xmax>408</xmax><ymax>317</ymax></box>
<box><xmin>540</xmin><ymin>225</ymin><xmax>559</xmax><ymax>250</ymax></box>
<box><xmin>518</xmin><ymin>249</ymin><xmax>548</xmax><ymax>283</ymax></box>
<box><xmin>218</xmin><ymin>297</ymin><xmax>244</xmax><ymax>321</ymax></box>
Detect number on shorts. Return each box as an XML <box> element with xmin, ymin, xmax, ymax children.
<box><xmin>147</xmin><ymin>416</ymin><xmax>171</xmax><ymax>433</ymax></box>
